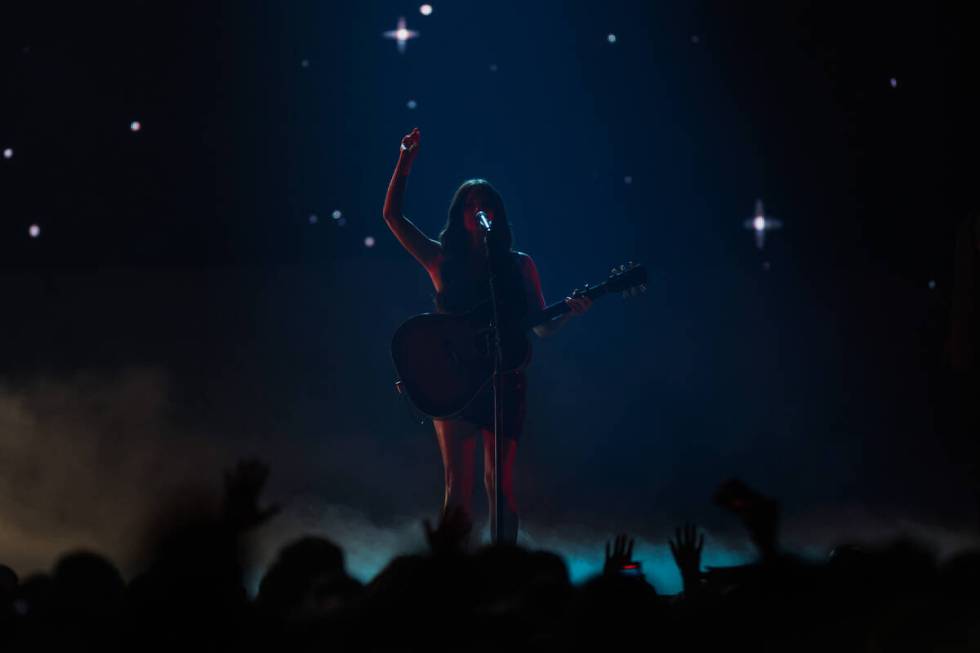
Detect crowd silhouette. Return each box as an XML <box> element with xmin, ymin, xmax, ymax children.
<box><xmin>2</xmin><ymin>456</ymin><xmax>979</xmax><ymax>652</ymax></box>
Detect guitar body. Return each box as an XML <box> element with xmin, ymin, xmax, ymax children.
<box><xmin>391</xmin><ymin>306</ymin><xmax>531</xmax><ymax>419</ymax></box>
<box><xmin>390</xmin><ymin>261</ymin><xmax>647</xmax><ymax>420</ymax></box>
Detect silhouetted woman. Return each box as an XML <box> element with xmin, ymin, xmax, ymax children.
<box><xmin>382</xmin><ymin>127</ymin><xmax>591</xmax><ymax>543</ymax></box>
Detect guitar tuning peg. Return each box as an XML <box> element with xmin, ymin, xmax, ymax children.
<box><xmin>610</xmin><ymin>267</ymin><xmax>619</xmax><ymax>275</ymax></box>
<box><xmin>618</xmin><ymin>264</ymin><xmax>626</xmax><ymax>272</ymax></box>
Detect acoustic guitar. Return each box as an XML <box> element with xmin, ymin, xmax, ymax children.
<box><xmin>391</xmin><ymin>262</ymin><xmax>647</xmax><ymax>419</ymax></box>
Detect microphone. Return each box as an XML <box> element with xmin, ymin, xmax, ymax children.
<box><xmin>475</xmin><ymin>210</ymin><xmax>492</xmax><ymax>232</ymax></box>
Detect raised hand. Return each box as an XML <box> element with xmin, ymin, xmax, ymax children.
<box><xmin>603</xmin><ymin>533</ymin><xmax>637</xmax><ymax>576</ymax></box>
<box><xmin>423</xmin><ymin>504</ymin><xmax>472</xmax><ymax>556</ymax></box>
<box><xmin>713</xmin><ymin>478</ymin><xmax>780</xmax><ymax>560</ymax></box>
<box><xmin>669</xmin><ymin>523</ymin><xmax>704</xmax><ymax>593</ymax></box>
<box><xmin>398</xmin><ymin>127</ymin><xmax>420</xmax><ymax>173</ymax></box>
<box><xmin>222</xmin><ymin>458</ymin><xmax>281</xmax><ymax>531</ymax></box>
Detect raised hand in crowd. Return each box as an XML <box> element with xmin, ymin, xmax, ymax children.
<box><xmin>603</xmin><ymin>533</ymin><xmax>641</xmax><ymax>577</ymax></box>
<box><xmin>222</xmin><ymin>458</ymin><xmax>281</xmax><ymax>531</ymax></box>
<box><xmin>669</xmin><ymin>523</ymin><xmax>704</xmax><ymax>595</ymax></box>
<box><xmin>423</xmin><ymin>504</ymin><xmax>473</xmax><ymax>556</ymax></box>
<box><xmin>714</xmin><ymin>478</ymin><xmax>780</xmax><ymax>561</ymax></box>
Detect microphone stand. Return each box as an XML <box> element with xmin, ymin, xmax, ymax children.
<box><xmin>482</xmin><ymin>227</ymin><xmax>505</xmax><ymax>545</ymax></box>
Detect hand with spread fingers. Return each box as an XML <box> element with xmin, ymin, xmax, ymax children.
<box><xmin>669</xmin><ymin>523</ymin><xmax>704</xmax><ymax>594</ymax></box>
<box><xmin>603</xmin><ymin>532</ymin><xmax>637</xmax><ymax>576</ymax></box>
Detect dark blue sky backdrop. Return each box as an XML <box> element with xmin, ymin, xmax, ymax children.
<box><xmin>1</xmin><ymin>1</ymin><xmax>977</xmax><ymax>579</ymax></box>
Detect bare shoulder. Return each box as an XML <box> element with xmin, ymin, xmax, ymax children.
<box><xmin>515</xmin><ymin>251</ymin><xmax>546</xmax><ymax>311</ymax></box>
<box><xmin>514</xmin><ymin>251</ymin><xmax>537</xmax><ymax>273</ymax></box>
<box><xmin>514</xmin><ymin>251</ymin><xmax>542</xmax><ymax>284</ymax></box>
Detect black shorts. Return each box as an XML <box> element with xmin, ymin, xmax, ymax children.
<box><xmin>455</xmin><ymin>371</ymin><xmax>526</xmax><ymax>441</ymax></box>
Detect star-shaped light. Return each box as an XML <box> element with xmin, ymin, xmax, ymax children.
<box><xmin>742</xmin><ymin>199</ymin><xmax>782</xmax><ymax>250</ymax></box>
<box><xmin>383</xmin><ymin>17</ymin><xmax>419</xmax><ymax>54</ymax></box>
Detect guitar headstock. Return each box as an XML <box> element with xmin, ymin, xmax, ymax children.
<box><xmin>607</xmin><ymin>261</ymin><xmax>648</xmax><ymax>298</ymax></box>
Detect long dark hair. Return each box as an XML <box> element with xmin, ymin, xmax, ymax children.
<box><xmin>439</xmin><ymin>179</ymin><xmax>514</xmax><ymax>261</ymax></box>
<box><xmin>435</xmin><ymin>179</ymin><xmax>525</xmax><ymax>315</ymax></box>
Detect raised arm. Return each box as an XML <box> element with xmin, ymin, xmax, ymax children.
<box><xmin>382</xmin><ymin>127</ymin><xmax>442</xmax><ymax>276</ymax></box>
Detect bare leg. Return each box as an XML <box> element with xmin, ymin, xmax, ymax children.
<box><xmin>482</xmin><ymin>428</ymin><xmax>519</xmax><ymax>544</ymax></box>
<box><xmin>433</xmin><ymin>418</ymin><xmax>480</xmax><ymax>522</ymax></box>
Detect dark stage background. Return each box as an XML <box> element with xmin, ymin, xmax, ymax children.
<box><xmin>1</xmin><ymin>1</ymin><xmax>978</xmax><ymax>592</ymax></box>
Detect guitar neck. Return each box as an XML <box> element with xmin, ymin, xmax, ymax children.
<box><xmin>526</xmin><ymin>283</ymin><xmax>610</xmax><ymax>329</ymax></box>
